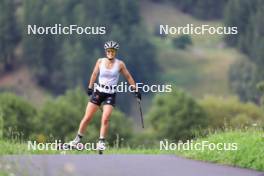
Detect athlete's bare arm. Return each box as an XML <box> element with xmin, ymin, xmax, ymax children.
<box><xmin>120</xmin><ymin>61</ymin><xmax>137</xmax><ymax>91</ymax></box>
<box><xmin>88</xmin><ymin>59</ymin><xmax>101</xmax><ymax>88</ymax></box>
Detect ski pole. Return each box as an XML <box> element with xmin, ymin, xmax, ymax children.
<box><xmin>136</xmin><ymin>98</ymin><xmax>144</xmax><ymax>128</ymax></box>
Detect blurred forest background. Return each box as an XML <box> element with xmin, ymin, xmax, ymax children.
<box><xmin>0</xmin><ymin>0</ymin><xmax>264</xmax><ymax>145</ymax></box>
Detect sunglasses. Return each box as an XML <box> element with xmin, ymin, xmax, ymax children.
<box><xmin>106</xmin><ymin>49</ymin><xmax>116</xmax><ymax>53</ymax></box>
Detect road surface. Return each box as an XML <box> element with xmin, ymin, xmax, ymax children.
<box><xmin>1</xmin><ymin>155</ymin><xmax>263</xmax><ymax>176</ymax></box>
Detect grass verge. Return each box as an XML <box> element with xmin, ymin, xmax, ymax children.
<box><xmin>0</xmin><ymin>129</ymin><xmax>263</xmax><ymax>171</ymax></box>
<box><xmin>176</xmin><ymin>129</ymin><xmax>264</xmax><ymax>171</ymax></box>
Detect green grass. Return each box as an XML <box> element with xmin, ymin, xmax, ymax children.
<box><xmin>0</xmin><ymin>129</ymin><xmax>263</xmax><ymax>171</ymax></box>
<box><xmin>0</xmin><ymin>172</ymin><xmax>8</xmax><ymax>176</ymax></box>
<box><xmin>176</xmin><ymin>129</ymin><xmax>264</xmax><ymax>171</ymax></box>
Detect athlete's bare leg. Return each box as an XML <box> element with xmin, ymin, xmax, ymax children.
<box><xmin>67</xmin><ymin>102</ymin><xmax>98</xmax><ymax>147</ymax></box>
<box><xmin>99</xmin><ymin>104</ymin><xmax>113</xmax><ymax>138</ymax></box>
<box><xmin>78</xmin><ymin>102</ymin><xmax>99</xmax><ymax>135</ymax></box>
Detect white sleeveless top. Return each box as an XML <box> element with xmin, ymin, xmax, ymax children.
<box><xmin>97</xmin><ymin>58</ymin><xmax>120</xmax><ymax>94</ymax></box>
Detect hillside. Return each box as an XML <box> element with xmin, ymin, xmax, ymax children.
<box><xmin>0</xmin><ymin>67</ymin><xmax>47</xmax><ymax>107</ymax></box>
<box><xmin>140</xmin><ymin>0</ymin><xmax>247</xmax><ymax>98</ymax></box>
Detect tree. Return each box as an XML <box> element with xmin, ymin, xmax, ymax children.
<box><xmin>0</xmin><ymin>0</ymin><xmax>20</xmax><ymax>72</ymax></box>
<box><xmin>228</xmin><ymin>58</ymin><xmax>262</xmax><ymax>103</ymax></box>
<box><xmin>249</xmin><ymin>5</ymin><xmax>264</xmax><ymax>66</ymax></box>
<box><xmin>171</xmin><ymin>0</ymin><xmax>229</xmax><ymax>19</ymax></box>
<box><xmin>224</xmin><ymin>0</ymin><xmax>264</xmax><ymax>103</ymax></box>
<box><xmin>23</xmin><ymin>0</ymin><xmax>65</xmax><ymax>93</ymax></box>
<box><xmin>257</xmin><ymin>81</ymin><xmax>264</xmax><ymax>109</ymax></box>
<box><xmin>147</xmin><ymin>88</ymin><xmax>208</xmax><ymax>141</ymax></box>
<box><xmin>224</xmin><ymin>0</ymin><xmax>259</xmax><ymax>53</ymax></box>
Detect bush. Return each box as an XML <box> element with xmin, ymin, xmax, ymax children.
<box><xmin>129</xmin><ymin>130</ymin><xmax>158</xmax><ymax>148</ymax></box>
<box><xmin>0</xmin><ymin>93</ymin><xmax>37</xmax><ymax>139</ymax></box>
<box><xmin>34</xmin><ymin>98</ymin><xmax>82</xmax><ymax>141</ymax></box>
<box><xmin>172</xmin><ymin>35</ymin><xmax>192</xmax><ymax>49</ymax></box>
<box><xmin>147</xmin><ymin>88</ymin><xmax>208</xmax><ymax>141</ymax></box>
<box><xmin>199</xmin><ymin>96</ymin><xmax>264</xmax><ymax>128</ymax></box>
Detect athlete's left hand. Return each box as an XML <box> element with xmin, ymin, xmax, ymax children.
<box><xmin>87</xmin><ymin>88</ymin><xmax>93</xmax><ymax>96</ymax></box>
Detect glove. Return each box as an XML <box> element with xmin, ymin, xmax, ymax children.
<box><xmin>134</xmin><ymin>91</ymin><xmax>141</xmax><ymax>100</ymax></box>
<box><xmin>87</xmin><ymin>88</ymin><xmax>93</xmax><ymax>96</ymax></box>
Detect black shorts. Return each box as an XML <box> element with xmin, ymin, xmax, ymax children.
<box><xmin>90</xmin><ymin>90</ymin><xmax>116</xmax><ymax>106</ymax></box>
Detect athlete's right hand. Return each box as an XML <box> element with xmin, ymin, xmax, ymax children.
<box><xmin>135</xmin><ymin>91</ymin><xmax>142</xmax><ymax>100</ymax></box>
<box><xmin>87</xmin><ymin>88</ymin><xmax>93</xmax><ymax>96</ymax></box>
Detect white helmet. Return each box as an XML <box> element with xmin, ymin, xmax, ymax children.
<box><xmin>104</xmin><ymin>41</ymin><xmax>119</xmax><ymax>50</ymax></box>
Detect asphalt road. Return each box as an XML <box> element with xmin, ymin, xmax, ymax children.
<box><xmin>1</xmin><ymin>155</ymin><xmax>263</xmax><ymax>176</ymax></box>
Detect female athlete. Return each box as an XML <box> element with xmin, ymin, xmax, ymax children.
<box><xmin>68</xmin><ymin>41</ymin><xmax>141</xmax><ymax>151</ymax></box>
